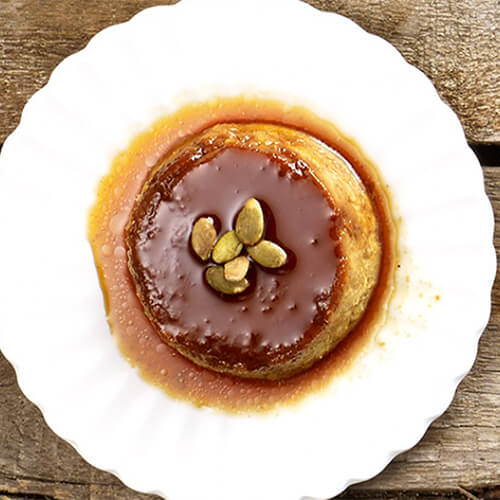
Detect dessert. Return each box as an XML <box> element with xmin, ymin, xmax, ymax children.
<box><xmin>88</xmin><ymin>97</ymin><xmax>395</xmax><ymax>410</ymax></box>
<box><xmin>126</xmin><ymin>123</ymin><xmax>381</xmax><ymax>380</ymax></box>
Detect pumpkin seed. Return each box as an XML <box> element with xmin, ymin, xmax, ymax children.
<box><xmin>224</xmin><ymin>256</ymin><xmax>250</xmax><ymax>282</ymax></box>
<box><xmin>247</xmin><ymin>240</ymin><xmax>287</xmax><ymax>268</ymax></box>
<box><xmin>205</xmin><ymin>265</ymin><xmax>249</xmax><ymax>295</ymax></box>
<box><xmin>235</xmin><ymin>197</ymin><xmax>264</xmax><ymax>245</ymax></box>
<box><xmin>212</xmin><ymin>230</ymin><xmax>243</xmax><ymax>263</ymax></box>
<box><xmin>191</xmin><ymin>217</ymin><xmax>217</xmax><ymax>261</ymax></box>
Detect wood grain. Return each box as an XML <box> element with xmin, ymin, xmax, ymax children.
<box><xmin>0</xmin><ymin>1</ymin><xmax>498</xmax><ymax>499</ymax></box>
<box><xmin>306</xmin><ymin>0</ymin><xmax>500</xmax><ymax>145</ymax></box>
<box><xmin>0</xmin><ymin>167</ymin><xmax>497</xmax><ymax>500</ymax></box>
<box><xmin>0</xmin><ymin>0</ymin><xmax>499</xmax><ymax>145</ymax></box>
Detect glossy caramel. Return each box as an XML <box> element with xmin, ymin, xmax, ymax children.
<box><xmin>127</xmin><ymin>143</ymin><xmax>338</xmax><ymax>375</ymax></box>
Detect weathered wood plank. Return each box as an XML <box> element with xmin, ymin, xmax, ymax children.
<box><xmin>306</xmin><ymin>0</ymin><xmax>500</xmax><ymax>144</ymax></box>
<box><xmin>0</xmin><ymin>0</ymin><xmax>498</xmax><ymax>144</ymax></box>
<box><xmin>0</xmin><ymin>166</ymin><xmax>497</xmax><ymax>498</ymax></box>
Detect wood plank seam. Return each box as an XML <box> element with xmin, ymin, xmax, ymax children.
<box><xmin>469</xmin><ymin>145</ymin><xmax>500</xmax><ymax>167</ymax></box>
<box><xmin>1</xmin><ymin>143</ymin><xmax>499</xmax><ymax>165</ymax></box>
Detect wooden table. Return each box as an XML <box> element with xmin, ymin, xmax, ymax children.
<box><xmin>0</xmin><ymin>1</ymin><xmax>498</xmax><ymax>499</ymax></box>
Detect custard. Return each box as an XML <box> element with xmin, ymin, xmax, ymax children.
<box><xmin>126</xmin><ymin>123</ymin><xmax>381</xmax><ymax>379</ymax></box>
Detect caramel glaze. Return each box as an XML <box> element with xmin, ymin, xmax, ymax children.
<box><xmin>127</xmin><ymin>141</ymin><xmax>338</xmax><ymax>376</ymax></box>
<box><xmin>88</xmin><ymin>97</ymin><xmax>396</xmax><ymax>412</ymax></box>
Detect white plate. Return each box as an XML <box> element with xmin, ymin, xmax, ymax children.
<box><xmin>0</xmin><ymin>1</ymin><xmax>495</xmax><ymax>499</ymax></box>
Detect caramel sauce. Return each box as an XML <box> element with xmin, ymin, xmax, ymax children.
<box><xmin>88</xmin><ymin>97</ymin><xmax>396</xmax><ymax>412</ymax></box>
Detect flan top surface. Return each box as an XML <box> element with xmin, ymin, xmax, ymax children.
<box><xmin>126</xmin><ymin>124</ymin><xmax>341</xmax><ymax>372</ymax></box>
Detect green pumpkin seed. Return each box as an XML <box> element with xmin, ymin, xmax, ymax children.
<box><xmin>224</xmin><ymin>256</ymin><xmax>250</xmax><ymax>282</ymax></box>
<box><xmin>248</xmin><ymin>240</ymin><xmax>287</xmax><ymax>268</ymax></box>
<box><xmin>191</xmin><ymin>217</ymin><xmax>217</xmax><ymax>261</ymax></box>
<box><xmin>205</xmin><ymin>265</ymin><xmax>249</xmax><ymax>295</ymax></box>
<box><xmin>235</xmin><ymin>197</ymin><xmax>264</xmax><ymax>245</ymax></box>
<box><xmin>212</xmin><ymin>230</ymin><xmax>243</xmax><ymax>263</ymax></box>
